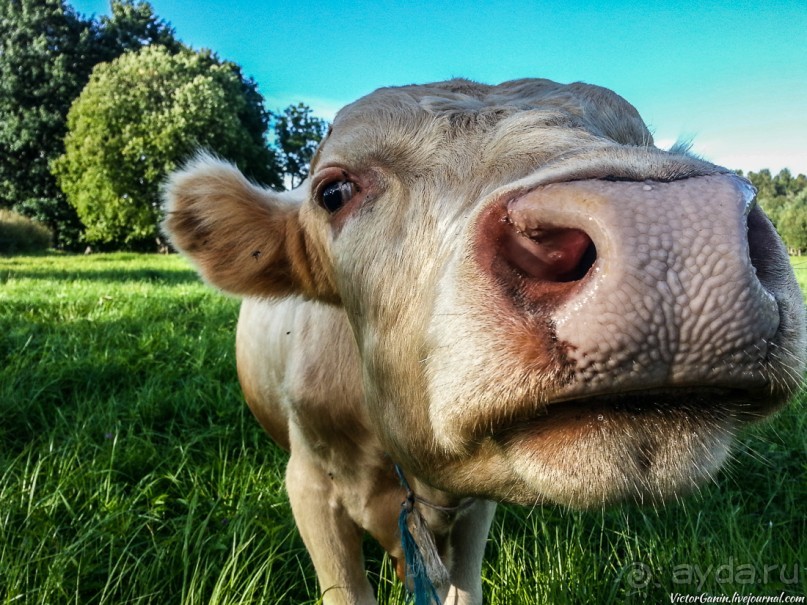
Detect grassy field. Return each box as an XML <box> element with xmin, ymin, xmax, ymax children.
<box><xmin>1</xmin><ymin>253</ymin><xmax>805</xmax><ymax>604</ymax></box>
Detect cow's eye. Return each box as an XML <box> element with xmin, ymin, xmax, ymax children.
<box><xmin>318</xmin><ymin>180</ymin><xmax>358</xmax><ymax>213</ymax></box>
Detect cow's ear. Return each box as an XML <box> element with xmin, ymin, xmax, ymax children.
<box><xmin>162</xmin><ymin>155</ymin><xmax>338</xmax><ymax>303</ymax></box>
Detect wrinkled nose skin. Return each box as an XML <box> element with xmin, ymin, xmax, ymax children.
<box><xmin>502</xmin><ymin>174</ymin><xmax>779</xmax><ymax>398</ymax></box>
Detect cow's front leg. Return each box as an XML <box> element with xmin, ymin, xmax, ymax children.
<box><xmin>443</xmin><ymin>500</ymin><xmax>497</xmax><ymax>605</ymax></box>
<box><xmin>286</xmin><ymin>447</ymin><xmax>376</xmax><ymax>605</ymax></box>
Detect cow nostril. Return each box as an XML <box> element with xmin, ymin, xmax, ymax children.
<box><xmin>746</xmin><ymin>205</ymin><xmax>785</xmax><ymax>290</ymax></box>
<box><xmin>503</xmin><ymin>225</ymin><xmax>596</xmax><ymax>283</ymax></box>
<box><xmin>571</xmin><ymin>239</ymin><xmax>597</xmax><ymax>282</ymax></box>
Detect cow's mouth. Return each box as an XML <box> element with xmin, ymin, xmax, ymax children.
<box><xmin>493</xmin><ymin>387</ymin><xmax>755</xmax><ymax>507</ymax></box>
<box><xmin>500</xmin><ymin>387</ymin><xmax>753</xmax><ymax>441</ymax></box>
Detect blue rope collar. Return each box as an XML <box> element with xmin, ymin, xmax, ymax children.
<box><xmin>393</xmin><ymin>464</ymin><xmax>475</xmax><ymax>605</ymax></box>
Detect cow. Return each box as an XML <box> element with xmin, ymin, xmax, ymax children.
<box><xmin>162</xmin><ymin>78</ymin><xmax>806</xmax><ymax>605</ymax></box>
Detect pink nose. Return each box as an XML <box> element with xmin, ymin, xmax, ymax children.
<box><xmin>475</xmin><ymin>174</ymin><xmax>783</xmax><ymax>398</ymax></box>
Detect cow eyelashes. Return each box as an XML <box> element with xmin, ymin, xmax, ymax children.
<box><xmin>318</xmin><ymin>180</ymin><xmax>359</xmax><ymax>213</ymax></box>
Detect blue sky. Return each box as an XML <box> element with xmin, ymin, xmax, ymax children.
<box><xmin>70</xmin><ymin>0</ymin><xmax>807</xmax><ymax>174</ymax></box>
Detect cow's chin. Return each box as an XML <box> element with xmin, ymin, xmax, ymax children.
<box><xmin>493</xmin><ymin>390</ymin><xmax>745</xmax><ymax>508</ymax></box>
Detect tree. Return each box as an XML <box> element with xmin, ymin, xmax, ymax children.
<box><xmin>0</xmin><ymin>0</ymin><xmax>183</xmax><ymax>249</ymax></box>
<box><xmin>757</xmin><ymin>193</ymin><xmax>789</xmax><ymax>231</ymax></box>
<box><xmin>777</xmin><ymin>191</ymin><xmax>807</xmax><ymax>254</ymax></box>
<box><xmin>746</xmin><ymin>168</ymin><xmax>807</xmax><ymax>235</ymax></box>
<box><xmin>273</xmin><ymin>103</ymin><xmax>329</xmax><ymax>188</ymax></box>
<box><xmin>95</xmin><ymin>0</ymin><xmax>182</xmax><ymax>59</ymax></box>
<box><xmin>745</xmin><ymin>169</ymin><xmax>774</xmax><ymax>200</ymax></box>
<box><xmin>52</xmin><ymin>45</ymin><xmax>281</xmax><ymax>250</ymax></box>
<box><xmin>0</xmin><ymin>0</ymin><xmax>96</xmax><ymax>248</ymax></box>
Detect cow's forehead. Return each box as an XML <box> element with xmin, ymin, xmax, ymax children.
<box><xmin>335</xmin><ymin>78</ymin><xmax>614</xmax><ymax>118</ymax></box>
<box><xmin>318</xmin><ymin>78</ymin><xmax>653</xmax><ymax>176</ymax></box>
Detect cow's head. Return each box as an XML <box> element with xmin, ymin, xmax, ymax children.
<box><xmin>164</xmin><ymin>79</ymin><xmax>806</xmax><ymax>508</ymax></box>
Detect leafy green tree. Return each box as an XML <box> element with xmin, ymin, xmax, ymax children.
<box><xmin>95</xmin><ymin>0</ymin><xmax>182</xmax><ymax>59</ymax></box>
<box><xmin>52</xmin><ymin>45</ymin><xmax>281</xmax><ymax>250</ymax></box>
<box><xmin>0</xmin><ymin>0</ymin><xmax>183</xmax><ymax>248</ymax></box>
<box><xmin>777</xmin><ymin>191</ymin><xmax>807</xmax><ymax>254</ymax></box>
<box><xmin>748</xmin><ymin>169</ymin><xmax>805</xmax><ymax>233</ymax></box>
<box><xmin>757</xmin><ymin>194</ymin><xmax>789</xmax><ymax>231</ymax></box>
<box><xmin>746</xmin><ymin>169</ymin><xmax>774</xmax><ymax>200</ymax></box>
<box><xmin>0</xmin><ymin>0</ymin><xmax>95</xmax><ymax>247</ymax></box>
<box><xmin>273</xmin><ymin>103</ymin><xmax>329</xmax><ymax>188</ymax></box>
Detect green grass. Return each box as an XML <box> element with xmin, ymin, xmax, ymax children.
<box><xmin>0</xmin><ymin>253</ymin><xmax>805</xmax><ymax>604</ymax></box>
